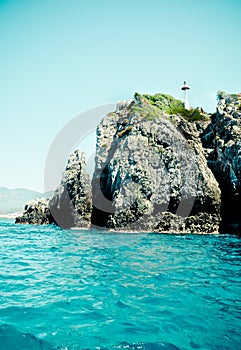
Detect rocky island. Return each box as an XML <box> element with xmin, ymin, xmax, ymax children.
<box><xmin>16</xmin><ymin>91</ymin><xmax>241</xmax><ymax>234</ymax></box>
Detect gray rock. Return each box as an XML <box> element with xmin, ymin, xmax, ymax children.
<box><xmin>49</xmin><ymin>150</ymin><xmax>92</xmax><ymax>228</ymax></box>
<box><xmin>91</xmin><ymin>94</ymin><xmax>221</xmax><ymax>233</ymax></box>
<box><xmin>201</xmin><ymin>91</ymin><xmax>241</xmax><ymax>232</ymax></box>
<box><xmin>18</xmin><ymin>91</ymin><xmax>241</xmax><ymax>234</ymax></box>
<box><xmin>16</xmin><ymin>150</ymin><xmax>92</xmax><ymax>229</ymax></box>
<box><xmin>154</xmin><ymin>212</ymin><xmax>220</xmax><ymax>234</ymax></box>
<box><xmin>15</xmin><ymin>198</ymin><xmax>51</xmax><ymax>224</ymax></box>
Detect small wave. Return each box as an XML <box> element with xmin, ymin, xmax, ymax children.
<box><xmin>102</xmin><ymin>342</ymin><xmax>180</xmax><ymax>350</ymax></box>
<box><xmin>0</xmin><ymin>324</ymin><xmax>53</xmax><ymax>350</ymax></box>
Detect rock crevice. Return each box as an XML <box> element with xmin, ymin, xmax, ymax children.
<box><xmin>201</xmin><ymin>91</ymin><xmax>241</xmax><ymax>232</ymax></box>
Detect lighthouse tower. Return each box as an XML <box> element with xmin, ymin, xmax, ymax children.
<box><xmin>181</xmin><ymin>81</ymin><xmax>190</xmax><ymax>110</ymax></box>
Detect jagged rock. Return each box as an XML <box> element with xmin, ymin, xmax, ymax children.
<box><xmin>155</xmin><ymin>212</ymin><xmax>185</xmax><ymax>233</ymax></box>
<box><xmin>154</xmin><ymin>212</ymin><xmax>220</xmax><ymax>234</ymax></box>
<box><xmin>16</xmin><ymin>150</ymin><xmax>92</xmax><ymax>229</ymax></box>
<box><xmin>15</xmin><ymin>198</ymin><xmax>51</xmax><ymax>224</ymax></box>
<box><xmin>201</xmin><ymin>91</ymin><xmax>241</xmax><ymax>232</ymax></box>
<box><xmin>184</xmin><ymin>212</ymin><xmax>220</xmax><ymax>234</ymax></box>
<box><xmin>49</xmin><ymin>150</ymin><xmax>92</xmax><ymax>228</ymax></box>
<box><xmin>18</xmin><ymin>91</ymin><xmax>241</xmax><ymax>234</ymax></box>
<box><xmin>92</xmin><ymin>94</ymin><xmax>221</xmax><ymax>233</ymax></box>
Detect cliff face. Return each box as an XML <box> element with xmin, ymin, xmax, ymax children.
<box><xmin>16</xmin><ymin>91</ymin><xmax>241</xmax><ymax>233</ymax></box>
<box><xmin>92</xmin><ymin>94</ymin><xmax>221</xmax><ymax>232</ymax></box>
<box><xmin>201</xmin><ymin>92</ymin><xmax>241</xmax><ymax>232</ymax></box>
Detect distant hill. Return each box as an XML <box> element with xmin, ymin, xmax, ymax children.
<box><xmin>0</xmin><ymin>187</ymin><xmax>53</xmax><ymax>214</ymax></box>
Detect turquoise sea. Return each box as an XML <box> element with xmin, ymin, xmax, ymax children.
<box><xmin>0</xmin><ymin>219</ymin><xmax>241</xmax><ymax>350</ymax></box>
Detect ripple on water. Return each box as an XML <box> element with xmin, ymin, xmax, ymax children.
<box><xmin>0</xmin><ymin>219</ymin><xmax>241</xmax><ymax>350</ymax></box>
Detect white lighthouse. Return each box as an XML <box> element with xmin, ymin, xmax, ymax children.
<box><xmin>181</xmin><ymin>80</ymin><xmax>190</xmax><ymax>110</ymax></box>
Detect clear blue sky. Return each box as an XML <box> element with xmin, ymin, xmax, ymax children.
<box><xmin>1</xmin><ymin>0</ymin><xmax>241</xmax><ymax>191</ymax></box>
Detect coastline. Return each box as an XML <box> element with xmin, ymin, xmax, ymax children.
<box><xmin>71</xmin><ymin>227</ymin><xmax>219</xmax><ymax>235</ymax></box>
<box><xmin>0</xmin><ymin>213</ymin><xmax>21</xmax><ymax>219</ymax></box>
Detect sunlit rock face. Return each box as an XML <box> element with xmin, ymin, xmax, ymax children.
<box><xmin>91</xmin><ymin>94</ymin><xmax>221</xmax><ymax>233</ymax></box>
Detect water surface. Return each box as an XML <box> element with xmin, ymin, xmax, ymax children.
<box><xmin>0</xmin><ymin>219</ymin><xmax>241</xmax><ymax>349</ymax></box>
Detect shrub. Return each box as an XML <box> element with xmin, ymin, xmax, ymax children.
<box><xmin>143</xmin><ymin>93</ymin><xmax>184</xmax><ymax>113</ymax></box>
<box><xmin>133</xmin><ymin>92</ymin><xmax>207</xmax><ymax>122</ymax></box>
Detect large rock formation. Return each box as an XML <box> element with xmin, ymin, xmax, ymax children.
<box><xmin>201</xmin><ymin>91</ymin><xmax>241</xmax><ymax>232</ymax></box>
<box><xmin>17</xmin><ymin>91</ymin><xmax>241</xmax><ymax>234</ymax></box>
<box><xmin>16</xmin><ymin>150</ymin><xmax>92</xmax><ymax>229</ymax></box>
<box><xmin>91</xmin><ymin>94</ymin><xmax>221</xmax><ymax>232</ymax></box>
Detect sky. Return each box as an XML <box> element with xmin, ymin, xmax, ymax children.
<box><xmin>1</xmin><ymin>0</ymin><xmax>241</xmax><ymax>192</ymax></box>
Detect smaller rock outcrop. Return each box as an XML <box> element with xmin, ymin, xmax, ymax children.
<box><xmin>16</xmin><ymin>150</ymin><xmax>92</xmax><ymax>229</ymax></box>
<box><xmin>15</xmin><ymin>198</ymin><xmax>51</xmax><ymax>224</ymax></box>
<box><xmin>155</xmin><ymin>212</ymin><xmax>220</xmax><ymax>234</ymax></box>
<box><xmin>49</xmin><ymin>150</ymin><xmax>92</xmax><ymax>228</ymax></box>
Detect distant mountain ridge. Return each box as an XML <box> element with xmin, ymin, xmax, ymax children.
<box><xmin>0</xmin><ymin>187</ymin><xmax>53</xmax><ymax>214</ymax></box>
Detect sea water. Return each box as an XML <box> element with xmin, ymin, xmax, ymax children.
<box><xmin>0</xmin><ymin>219</ymin><xmax>240</xmax><ymax>350</ymax></box>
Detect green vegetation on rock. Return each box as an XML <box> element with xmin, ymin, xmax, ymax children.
<box><xmin>133</xmin><ymin>92</ymin><xmax>207</xmax><ymax>122</ymax></box>
<box><xmin>171</xmin><ymin>106</ymin><xmax>207</xmax><ymax>121</ymax></box>
<box><xmin>142</xmin><ymin>93</ymin><xmax>183</xmax><ymax>112</ymax></box>
<box><xmin>130</xmin><ymin>100</ymin><xmax>162</xmax><ymax>121</ymax></box>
